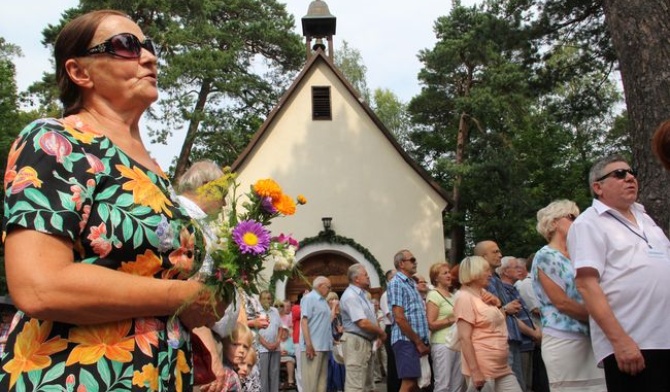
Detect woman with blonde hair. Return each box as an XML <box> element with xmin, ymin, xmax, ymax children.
<box><xmin>532</xmin><ymin>200</ymin><xmax>606</xmax><ymax>391</ymax></box>
<box><xmin>454</xmin><ymin>256</ymin><xmax>521</xmax><ymax>392</ymax></box>
<box><xmin>427</xmin><ymin>262</ymin><xmax>464</xmax><ymax>392</ymax></box>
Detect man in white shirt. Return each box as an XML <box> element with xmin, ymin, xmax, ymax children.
<box><xmin>568</xmin><ymin>154</ymin><xmax>670</xmax><ymax>392</ymax></box>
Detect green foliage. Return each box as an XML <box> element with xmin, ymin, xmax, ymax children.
<box><xmin>30</xmin><ymin>0</ymin><xmax>305</xmax><ymax>175</ymax></box>
<box><xmin>334</xmin><ymin>40</ymin><xmax>371</xmax><ymax>103</ymax></box>
<box><xmin>0</xmin><ymin>37</ymin><xmax>24</xmax><ymax>295</ymax></box>
<box><xmin>407</xmin><ymin>3</ymin><xmax>625</xmax><ymax>259</ymax></box>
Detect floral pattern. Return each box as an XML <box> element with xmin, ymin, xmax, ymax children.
<box><xmin>531</xmin><ymin>245</ymin><xmax>589</xmax><ymax>336</ymax></box>
<box><xmin>1</xmin><ymin>118</ymin><xmax>201</xmax><ymax>391</ymax></box>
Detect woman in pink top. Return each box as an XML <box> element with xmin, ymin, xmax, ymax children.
<box><xmin>455</xmin><ymin>256</ymin><xmax>522</xmax><ymax>392</ymax></box>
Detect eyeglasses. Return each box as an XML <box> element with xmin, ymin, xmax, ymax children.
<box><xmin>562</xmin><ymin>214</ymin><xmax>577</xmax><ymax>222</ymax></box>
<box><xmin>81</xmin><ymin>33</ymin><xmax>156</xmax><ymax>59</ymax></box>
<box><xmin>595</xmin><ymin>168</ymin><xmax>637</xmax><ymax>182</ymax></box>
<box><xmin>404</xmin><ymin>257</ymin><xmax>417</xmax><ymax>264</ymax></box>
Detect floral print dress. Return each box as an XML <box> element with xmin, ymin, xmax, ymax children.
<box><xmin>1</xmin><ymin>117</ymin><xmax>202</xmax><ymax>391</ymax></box>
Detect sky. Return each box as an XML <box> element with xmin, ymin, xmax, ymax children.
<box><xmin>1</xmin><ymin>0</ymin><xmax>475</xmax><ymax>167</ymax></box>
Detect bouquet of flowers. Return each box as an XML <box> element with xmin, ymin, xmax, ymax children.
<box><xmin>194</xmin><ymin>172</ymin><xmax>306</xmax><ymax>303</ymax></box>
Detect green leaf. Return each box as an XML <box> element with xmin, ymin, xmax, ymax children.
<box><xmin>79</xmin><ymin>368</ymin><xmax>99</xmax><ymax>392</ymax></box>
<box><xmin>34</xmin><ymin>212</ymin><xmax>46</xmax><ymax>231</ymax></box>
<box><xmin>97</xmin><ymin>204</ymin><xmax>110</xmax><ymax>222</ymax></box>
<box><xmin>24</xmin><ymin>188</ymin><xmax>52</xmax><ymax>209</ymax></box>
<box><xmin>115</xmin><ymin>194</ymin><xmax>134</xmax><ymax>207</ymax></box>
<box><xmin>131</xmin><ymin>206</ymin><xmax>152</xmax><ymax>215</ymax></box>
<box><xmin>50</xmin><ymin>214</ymin><xmax>64</xmax><ymax>232</ymax></box>
<box><xmin>62</xmin><ymin>159</ymin><xmax>73</xmax><ymax>172</ymax></box>
<box><xmin>42</xmin><ymin>362</ymin><xmax>64</xmax><ymax>384</ymax></box>
<box><xmin>111</xmin><ymin>358</ymin><xmax>122</xmax><ymax>378</ymax></box>
<box><xmin>96</xmin><ymin>185</ymin><xmax>120</xmax><ymax>201</ymax></box>
<box><xmin>97</xmin><ymin>359</ymin><xmax>111</xmax><ymax>388</ymax></box>
<box><xmin>27</xmin><ymin>368</ymin><xmax>42</xmax><ymax>388</ymax></box>
<box><xmin>110</xmin><ymin>208</ymin><xmax>121</xmax><ymax>227</ymax></box>
<box><xmin>133</xmin><ymin>225</ymin><xmax>144</xmax><ymax>248</ymax></box>
<box><xmin>9</xmin><ymin>200</ymin><xmax>33</xmax><ymax>213</ymax></box>
<box><xmin>57</xmin><ymin>191</ymin><xmax>76</xmax><ymax>211</ymax></box>
<box><xmin>38</xmin><ymin>385</ymin><xmax>64</xmax><ymax>392</ymax></box>
<box><xmin>122</xmin><ymin>217</ymin><xmax>134</xmax><ymax>241</ymax></box>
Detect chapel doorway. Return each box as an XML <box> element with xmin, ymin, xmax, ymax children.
<box><xmin>285</xmin><ymin>252</ymin><xmax>354</xmax><ymax>302</ymax></box>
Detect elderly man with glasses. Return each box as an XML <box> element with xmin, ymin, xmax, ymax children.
<box><xmin>568</xmin><ymin>154</ymin><xmax>670</xmax><ymax>392</ymax></box>
<box><xmin>387</xmin><ymin>250</ymin><xmax>430</xmax><ymax>392</ymax></box>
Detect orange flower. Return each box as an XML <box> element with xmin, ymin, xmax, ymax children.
<box><xmin>61</xmin><ymin>120</ymin><xmax>97</xmax><ymax>144</ymax></box>
<box><xmin>116</xmin><ymin>165</ymin><xmax>173</xmax><ymax>217</ymax></box>
<box><xmin>134</xmin><ymin>318</ymin><xmax>164</xmax><ymax>357</ymax></box>
<box><xmin>273</xmin><ymin>193</ymin><xmax>296</xmax><ymax>215</ymax></box>
<box><xmin>4</xmin><ymin>138</ymin><xmax>26</xmax><ymax>190</ymax></box>
<box><xmin>10</xmin><ymin>167</ymin><xmax>43</xmax><ymax>194</ymax></box>
<box><xmin>66</xmin><ymin>320</ymin><xmax>134</xmax><ymax>366</ymax></box>
<box><xmin>132</xmin><ymin>363</ymin><xmax>159</xmax><ymax>391</ymax></box>
<box><xmin>119</xmin><ymin>250</ymin><xmax>163</xmax><ymax>277</ymax></box>
<box><xmin>297</xmin><ymin>194</ymin><xmax>307</xmax><ymax>205</ymax></box>
<box><xmin>175</xmin><ymin>349</ymin><xmax>191</xmax><ymax>392</ymax></box>
<box><xmin>168</xmin><ymin>228</ymin><xmax>196</xmax><ymax>276</ymax></box>
<box><xmin>2</xmin><ymin>319</ymin><xmax>68</xmax><ymax>389</ymax></box>
<box><xmin>253</xmin><ymin>179</ymin><xmax>282</xmax><ymax>200</ymax></box>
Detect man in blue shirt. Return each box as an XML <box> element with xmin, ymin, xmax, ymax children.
<box><xmin>387</xmin><ymin>249</ymin><xmax>429</xmax><ymax>392</ymax></box>
<box><xmin>341</xmin><ymin>264</ymin><xmax>387</xmax><ymax>392</ymax></box>
<box><xmin>300</xmin><ymin>276</ymin><xmax>332</xmax><ymax>392</ymax></box>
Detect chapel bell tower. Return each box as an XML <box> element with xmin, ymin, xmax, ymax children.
<box><xmin>301</xmin><ymin>0</ymin><xmax>337</xmax><ymax>61</ymax></box>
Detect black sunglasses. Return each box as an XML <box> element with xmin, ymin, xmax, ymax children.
<box><xmin>404</xmin><ymin>257</ymin><xmax>417</xmax><ymax>263</ymax></box>
<box><xmin>595</xmin><ymin>168</ymin><xmax>637</xmax><ymax>182</ymax></box>
<box><xmin>563</xmin><ymin>214</ymin><xmax>577</xmax><ymax>222</ymax></box>
<box><xmin>82</xmin><ymin>33</ymin><xmax>156</xmax><ymax>59</ymax></box>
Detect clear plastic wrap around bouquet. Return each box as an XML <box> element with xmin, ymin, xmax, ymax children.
<box><xmin>194</xmin><ymin>171</ymin><xmax>306</xmax><ymax>304</ymax></box>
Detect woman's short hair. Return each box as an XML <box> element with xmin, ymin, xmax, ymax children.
<box><xmin>176</xmin><ymin>160</ymin><xmax>224</xmax><ymax>193</ymax></box>
<box><xmin>55</xmin><ymin>10</ymin><xmax>130</xmax><ymax>116</ymax></box>
<box><xmin>428</xmin><ymin>262</ymin><xmax>450</xmax><ymax>286</ymax></box>
<box><xmin>536</xmin><ymin>199</ymin><xmax>579</xmax><ymax>241</ymax></box>
<box><xmin>326</xmin><ymin>291</ymin><xmax>339</xmax><ymax>302</ymax></box>
<box><xmin>458</xmin><ymin>256</ymin><xmax>490</xmax><ymax>285</ymax></box>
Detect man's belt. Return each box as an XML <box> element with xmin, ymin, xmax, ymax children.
<box><xmin>344</xmin><ymin>330</ymin><xmax>375</xmax><ymax>342</ymax></box>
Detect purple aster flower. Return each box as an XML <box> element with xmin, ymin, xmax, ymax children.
<box><xmin>261</xmin><ymin>196</ymin><xmax>278</xmax><ymax>214</ymax></box>
<box><xmin>232</xmin><ymin>220</ymin><xmax>271</xmax><ymax>255</ymax></box>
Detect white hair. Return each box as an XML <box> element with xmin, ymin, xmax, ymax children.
<box><xmin>496</xmin><ymin>256</ymin><xmax>517</xmax><ymax>276</ymax></box>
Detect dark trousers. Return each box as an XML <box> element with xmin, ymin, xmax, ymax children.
<box><xmin>603</xmin><ymin>349</ymin><xmax>670</xmax><ymax>392</ymax></box>
<box><xmin>384</xmin><ymin>325</ymin><xmax>400</xmax><ymax>392</ymax></box>
<box><xmin>532</xmin><ymin>346</ymin><xmax>549</xmax><ymax>392</ymax></box>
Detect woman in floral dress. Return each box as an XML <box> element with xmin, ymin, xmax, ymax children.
<box><xmin>1</xmin><ymin>10</ymin><xmax>223</xmax><ymax>391</ymax></box>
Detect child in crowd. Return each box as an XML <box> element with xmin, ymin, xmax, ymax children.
<box><xmin>238</xmin><ymin>347</ymin><xmax>261</xmax><ymax>392</ymax></box>
<box><xmin>220</xmin><ymin>322</ymin><xmax>254</xmax><ymax>392</ymax></box>
<box><xmin>279</xmin><ymin>326</ymin><xmax>296</xmax><ymax>389</ymax></box>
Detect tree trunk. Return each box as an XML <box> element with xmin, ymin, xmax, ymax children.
<box><xmin>601</xmin><ymin>0</ymin><xmax>670</xmax><ymax>229</ymax></box>
<box><xmin>173</xmin><ymin>78</ymin><xmax>213</xmax><ymax>181</ymax></box>
<box><xmin>449</xmin><ymin>113</ymin><xmax>468</xmax><ymax>264</ymax></box>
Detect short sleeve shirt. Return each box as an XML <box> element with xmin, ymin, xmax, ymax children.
<box><xmin>531</xmin><ymin>245</ymin><xmax>589</xmax><ymax>337</ymax></box>
<box><xmin>2</xmin><ymin>118</ymin><xmax>200</xmax><ymax>391</ymax></box>
<box><xmin>387</xmin><ymin>271</ymin><xmax>429</xmax><ymax>344</ymax></box>
<box><xmin>454</xmin><ymin>288</ymin><xmax>511</xmax><ymax>379</ymax></box>
<box><xmin>568</xmin><ymin>199</ymin><xmax>670</xmax><ymax>363</ymax></box>
<box><xmin>299</xmin><ymin>290</ymin><xmax>332</xmax><ymax>351</ymax></box>
<box><xmin>340</xmin><ymin>285</ymin><xmax>377</xmax><ymax>340</ymax></box>
<box><xmin>426</xmin><ymin>289</ymin><xmax>455</xmax><ymax>344</ymax></box>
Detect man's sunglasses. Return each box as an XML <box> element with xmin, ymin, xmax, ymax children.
<box><xmin>81</xmin><ymin>33</ymin><xmax>156</xmax><ymax>59</ymax></box>
<box><xmin>595</xmin><ymin>168</ymin><xmax>637</xmax><ymax>182</ymax></box>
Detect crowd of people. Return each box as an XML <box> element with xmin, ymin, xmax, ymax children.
<box><xmin>3</xmin><ymin>8</ymin><xmax>670</xmax><ymax>392</ymax></box>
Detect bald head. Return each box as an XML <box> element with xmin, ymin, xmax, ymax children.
<box><xmin>474</xmin><ymin>240</ymin><xmax>503</xmax><ymax>268</ymax></box>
